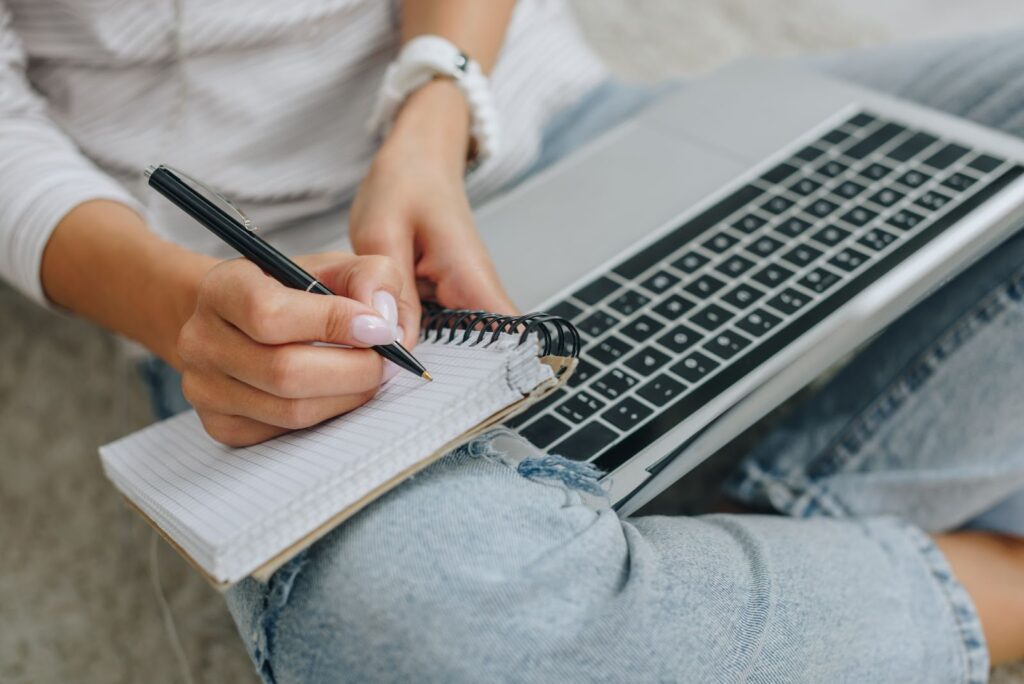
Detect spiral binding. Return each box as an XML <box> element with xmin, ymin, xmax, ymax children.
<box><xmin>420</xmin><ymin>305</ymin><xmax>581</xmax><ymax>358</ymax></box>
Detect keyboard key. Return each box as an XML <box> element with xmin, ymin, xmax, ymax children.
<box><xmin>923</xmin><ymin>143</ymin><xmax>969</xmax><ymax>170</ymax></box>
<box><xmin>811</xmin><ymin>225</ymin><xmax>850</xmax><ymax>247</ymax></box>
<box><xmin>835</xmin><ymin>180</ymin><xmax>867</xmax><ymax>199</ymax></box>
<box><xmin>761</xmin><ymin>195</ymin><xmax>794</xmax><ymax>215</ymax></box>
<box><xmin>761</xmin><ymin>161</ymin><xmax>800</xmax><ymax>184</ymax></box>
<box><xmin>816</xmin><ymin>159</ymin><xmax>848</xmax><ymax>178</ymax></box>
<box><xmin>732</xmin><ymin>213</ymin><xmax>767</xmax><ymax>234</ymax></box>
<box><xmin>896</xmin><ymin>169</ymin><xmax>929</xmax><ymax>188</ymax></box>
<box><xmin>620</xmin><ymin>314</ymin><xmax>664</xmax><ymax>342</ymax></box>
<box><xmin>859</xmin><ymin>162</ymin><xmax>894</xmax><ymax>181</ymax></box>
<box><xmin>886</xmin><ymin>131</ymin><xmax>937</xmax><ymax>162</ymax></box>
<box><xmin>704</xmin><ymin>329</ymin><xmax>752</xmax><ymax>360</ymax></box>
<box><xmin>690</xmin><ymin>304</ymin><xmax>734</xmax><ymax>331</ymax></box>
<box><xmin>748</xmin><ymin>234</ymin><xmax>785</xmax><ymax>257</ymax></box>
<box><xmin>829</xmin><ymin>247</ymin><xmax>870</xmax><ymax>272</ymax></box>
<box><xmin>652</xmin><ymin>294</ymin><xmax>695</xmax><ymax>320</ymax></box>
<box><xmin>941</xmin><ymin>172</ymin><xmax>978</xmax><ymax>193</ymax></box>
<box><xmin>549</xmin><ymin>300</ymin><xmax>583</xmax><ymax>321</ymax></box>
<box><xmin>777</xmin><ymin>216</ymin><xmax>814</xmax><ymax>238</ymax></box>
<box><xmin>552</xmin><ymin>421</ymin><xmax>617</xmax><ymax>461</ymax></box>
<box><xmin>608</xmin><ymin>289</ymin><xmax>651</xmax><ymax>317</ymax></box>
<box><xmin>657</xmin><ymin>324</ymin><xmax>703</xmax><ymax>354</ymax></box>
<box><xmin>722</xmin><ymin>283</ymin><xmax>766</xmax><ymax>310</ymax></box>
<box><xmin>798</xmin><ymin>267</ymin><xmax>842</xmax><ymax>294</ymax></box>
<box><xmin>887</xmin><ymin>208</ymin><xmax>925</xmax><ymax>231</ymax></box>
<box><xmin>839</xmin><ymin>206</ymin><xmax>878</xmax><ymax>227</ymax></box>
<box><xmin>555</xmin><ymin>391</ymin><xmax>606</xmax><ymax>423</ymax></box>
<box><xmin>573</xmin><ymin>276</ymin><xmax>618</xmax><ymax>305</ymax></box>
<box><xmin>590</xmin><ymin>334</ymin><xmax>631</xmax><ymax>364</ymax></box>
<box><xmin>767</xmin><ymin>288</ymin><xmax>810</xmax><ymax>315</ymax></box>
<box><xmin>702</xmin><ymin>231</ymin><xmax>739</xmax><ymax>254</ymax></box>
<box><xmin>672</xmin><ymin>251</ymin><xmax>710</xmax><ymax>274</ymax></box>
<box><xmin>868</xmin><ymin>188</ymin><xmax>904</xmax><ymax>207</ymax></box>
<box><xmin>623</xmin><ymin>347</ymin><xmax>672</xmax><ymax>377</ymax></box>
<box><xmin>752</xmin><ymin>263</ymin><xmax>795</xmax><ymax>288</ymax></box>
<box><xmin>613</xmin><ymin>184</ymin><xmax>765</xmax><ymax>279</ymax></box>
<box><xmin>968</xmin><ymin>154</ymin><xmax>1004</xmax><ymax>173</ymax></box>
<box><xmin>684</xmin><ymin>273</ymin><xmax>726</xmax><ymax>299</ymax></box>
<box><xmin>715</xmin><ymin>254</ymin><xmax>756</xmax><ymax>278</ymax></box>
<box><xmin>789</xmin><ymin>177</ymin><xmax>822</xmax><ymax>196</ymax></box>
<box><xmin>578</xmin><ymin>310</ymin><xmax>618</xmax><ymax>338</ymax></box>
<box><xmin>782</xmin><ymin>244</ymin><xmax>823</xmax><ymax>268</ymax></box>
<box><xmin>637</xmin><ymin>374</ymin><xmax>686</xmax><ymax>407</ymax></box>
<box><xmin>568</xmin><ymin>359</ymin><xmax>599</xmax><ymax>387</ymax></box>
<box><xmin>846</xmin><ymin>112</ymin><xmax>876</xmax><ymax>128</ymax></box>
<box><xmin>602</xmin><ymin>397</ymin><xmax>653</xmax><ymax>431</ymax></box>
<box><xmin>820</xmin><ymin>128</ymin><xmax>850</xmax><ymax>145</ymax></box>
<box><xmin>845</xmin><ymin>122</ymin><xmax>905</xmax><ymax>159</ymax></box>
<box><xmin>807</xmin><ymin>198</ymin><xmax>840</xmax><ymax>219</ymax></box>
<box><xmin>592</xmin><ymin>368</ymin><xmax>638</xmax><ymax>400</ymax></box>
<box><xmin>795</xmin><ymin>145</ymin><xmax>825</xmax><ymax>162</ymax></box>
<box><xmin>506</xmin><ymin>389</ymin><xmax>563</xmax><ymax>428</ymax></box>
<box><xmin>736</xmin><ymin>308</ymin><xmax>783</xmax><ymax>338</ymax></box>
<box><xmin>640</xmin><ymin>270</ymin><xmax>681</xmax><ymax>295</ymax></box>
<box><xmin>915</xmin><ymin>190</ymin><xmax>954</xmax><ymax>212</ymax></box>
<box><xmin>671</xmin><ymin>351</ymin><xmax>720</xmax><ymax>383</ymax></box>
<box><xmin>520</xmin><ymin>414</ymin><xmax>572</xmax><ymax>448</ymax></box>
<box><xmin>858</xmin><ymin>228</ymin><xmax>898</xmax><ymax>252</ymax></box>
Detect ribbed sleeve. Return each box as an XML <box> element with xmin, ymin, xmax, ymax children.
<box><xmin>0</xmin><ymin>1</ymin><xmax>143</xmax><ymax>306</ymax></box>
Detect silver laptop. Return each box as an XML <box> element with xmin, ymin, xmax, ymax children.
<box><xmin>475</xmin><ymin>59</ymin><xmax>1024</xmax><ymax>515</ymax></box>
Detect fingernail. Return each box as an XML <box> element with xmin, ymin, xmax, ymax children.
<box><xmin>371</xmin><ymin>291</ymin><xmax>399</xmax><ymax>328</ymax></box>
<box><xmin>395</xmin><ymin>325</ymin><xmax>405</xmax><ymax>344</ymax></box>
<box><xmin>351</xmin><ymin>315</ymin><xmax>395</xmax><ymax>346</ymax></box>
<box><xmin>382</xmin><ymin>361</ymin><xmax>400</xmax><ymax>383</ymax></box>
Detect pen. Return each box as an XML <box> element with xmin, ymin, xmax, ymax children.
<box><xmin>145</xmin><ymin>164</ymin><xmax>432</xmax><ymax>382</ymax></box>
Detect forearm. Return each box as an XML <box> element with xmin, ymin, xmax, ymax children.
<box><xmin>400</xmin><ymin>0</ymin><xmax>515</xmax><ymax>73</ymax></box>
<box><xmin>40</xmin><ymin>200</ymin><xmax>215</xmax><ymax>368</ymax></box>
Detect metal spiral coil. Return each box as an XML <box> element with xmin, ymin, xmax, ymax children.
<box><xmin>420</xmin><ymin>304</ymin><xmax>581</xmax><ymax>358</ymax></box>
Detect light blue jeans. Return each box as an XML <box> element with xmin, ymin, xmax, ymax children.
<box><xmin>141</xmin><ymin>33</ymin><xmax>1024</xmax><ymax>683</ymax></box>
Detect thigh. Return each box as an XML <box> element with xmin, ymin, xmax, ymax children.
<box><xmin>726</xmin><ymin>33</ymin><xmax>1024</xmax><ymax>529</ymax></box>
<box><xmin>224</xmin><ymin>429</ymin><xmax>985</xmax><ymax>684</ymax></box>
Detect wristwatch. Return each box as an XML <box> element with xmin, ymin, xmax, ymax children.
<box><xmin>368</xmin><ymin>35</ymin><xmax>499</xmax><ymax>165</ymax></box>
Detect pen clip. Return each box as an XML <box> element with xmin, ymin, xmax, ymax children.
<box><xmin>145</xmin><ymin>164</ymin><xmax>260</xmax><ymax>232</ymax></box>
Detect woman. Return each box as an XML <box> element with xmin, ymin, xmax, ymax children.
<box><xmin>3</xmin><ymin>1</ymin><xmax>1022</xmax><ymax>681</ymax></box>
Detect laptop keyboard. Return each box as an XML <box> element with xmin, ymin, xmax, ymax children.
<box><xmin>506</xmin><ymin>111</ymin><xmax>1023</xmax><ymax>475</ymax></box>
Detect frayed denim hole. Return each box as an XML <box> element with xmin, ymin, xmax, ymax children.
<box><xmin>517</xmin><ymin>453</ymin><xmax>608</xmax><ymax>497</ymax></box>
<box><xmin>252</xmin><ymin>550</ymin><xmax>309</xmax><ymax>684</ymax></box>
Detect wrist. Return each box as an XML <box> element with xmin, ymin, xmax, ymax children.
<box><xmin>382</xmin><ymin>79</ymin><xmax>472</xmax><ymax>175</ymax></box>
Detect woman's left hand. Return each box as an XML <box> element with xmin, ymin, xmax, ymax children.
<box><xmin>349</xmin><ymin>79</ymin><xmax>518</xmax><ymax>333</ymax></box>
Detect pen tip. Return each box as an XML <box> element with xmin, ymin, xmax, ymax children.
<box><xmin>422</xmin><ymin>371</ymin><xmax>433</xmax><ymax>382</ymax></box>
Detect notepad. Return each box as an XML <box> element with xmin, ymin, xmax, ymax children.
<box><xmin>100</xmin><ymin>313</ymin><xmax>578</xmax><ymax>587</ymax></box>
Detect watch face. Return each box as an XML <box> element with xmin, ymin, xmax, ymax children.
<box><xmin>454</xmin><ymin>52</ymin><xmax>469</xmax><ymax>72</ymax></box>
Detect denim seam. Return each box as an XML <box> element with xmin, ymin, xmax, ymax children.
<box><xmin>251</xmin><ymin>552</ymin><xmax>309</xmax><ymax>684</ymax></box>
<box><xmin>903</xmin><ymin>524</ymin><xmax>990</xmax><ymax>683</ymax></box>
<box><xmin>794</xmin><ymin>268</ymin><xmax>1024</xmax><ymax>498</ymax></box>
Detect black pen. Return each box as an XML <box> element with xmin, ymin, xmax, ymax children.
<box><xmin>145</xmin><ymin>164</ymin><xmax>432</xmax><ymax>381</ymax></box>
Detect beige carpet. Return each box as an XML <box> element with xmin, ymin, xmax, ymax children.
<box><xmin>2</xmin><ymin>1</ymin><xmax>1022</xmax><ymax>682</ymax></box>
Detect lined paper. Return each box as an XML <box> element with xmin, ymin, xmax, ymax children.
<box><xmin>100</xmin><ymin>334</ymin><xmax>553</xmax><ymax>583</ymax></box>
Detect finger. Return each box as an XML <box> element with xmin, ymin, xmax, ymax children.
<box><xmin>203</xmin><ymin>259</ymin><xmax>395</xmax><ymax>347</ymax></box>
<box><xmin>197</xmin><ymin>412</ymin><xmax>290</xmax><ymax>448</ymax></box>
<box><xmin>418</xmin><ymin>230</ymin><xmax>519</xmax><ymax>314</ymax></box>
<box><xmin>349</xmin><ymin>227</ymin><xmax>422</xmax><ymax>349</ymax></box>
<box><xmin>183</xmin><ymin>368</ymin><xmax>378</xmax><ymax>431</ymax></box>
<box><xmin>190</xmin><ymin>315</ymin><xmax>385</xmax><ymax>399</ymax></box>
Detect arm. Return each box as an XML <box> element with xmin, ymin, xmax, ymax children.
<box><xmin>348</xmin><ymin>0</ymin><xmax>519</xmax><ymax>328</ymax></box>
<box><xmin>2</xmin><ymin>4</ymin><xmax>407</xmax><ymax>446</ymax></box>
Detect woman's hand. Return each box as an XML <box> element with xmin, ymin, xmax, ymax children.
<box><xmin>349</xmin><ymin>80</ymin><xmax>517</xmax><ymax>326</ymax></box>
<box><xmin>177</xmin><ymin>252</ymin><xmax>409</xmax><ymax>447</ymax></box>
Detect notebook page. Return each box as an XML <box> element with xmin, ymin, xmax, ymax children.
<box><xmin>100</xmin><ymin>334</ymin><xmax>553</xmax><ymax>583</ymax></box>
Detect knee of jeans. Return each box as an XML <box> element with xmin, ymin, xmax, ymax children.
<box><xmin>245</xmin><ymin>433</ymin><xmax>616</xmax><ymax>681</ymax></box>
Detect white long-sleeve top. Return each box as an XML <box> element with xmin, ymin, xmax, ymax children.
<box><xmin>0</xmin><ymin>0</ymin><xmax>606</xmax><ymax>305</ymax></box>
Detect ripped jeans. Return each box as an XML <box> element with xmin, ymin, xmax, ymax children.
<box><xmin>140</xmin><ymin>33</ymin><xmax>1024</xmax><ymax>683</ymax></box>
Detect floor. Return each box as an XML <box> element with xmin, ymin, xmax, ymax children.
<box><xmin>1</xmin><ymin>1</ymin><xmax>1022</xmax><ymax>683</ymax></box>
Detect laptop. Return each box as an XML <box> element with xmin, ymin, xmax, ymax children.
<box><xmin>474</xmin><ymin>59</ymin><xmax>1024</xmax><ymax>515</ymax></box>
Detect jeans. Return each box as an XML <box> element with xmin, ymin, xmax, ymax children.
<box><xmin>141</xmin><ymin>33</ymin><xmax>1024</xmax><ymax>683</ymax></box>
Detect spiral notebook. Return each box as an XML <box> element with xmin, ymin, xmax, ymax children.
<box><xmin>100</xmin><ymin>310</ymin><xmax>579</xmax><ymax>588</ymax></box>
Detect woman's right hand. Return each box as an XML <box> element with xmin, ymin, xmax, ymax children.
<box><xmin>177</xmin><ymin>252</ymin><xmax>417</xmax><ymax>447</ymax></box>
